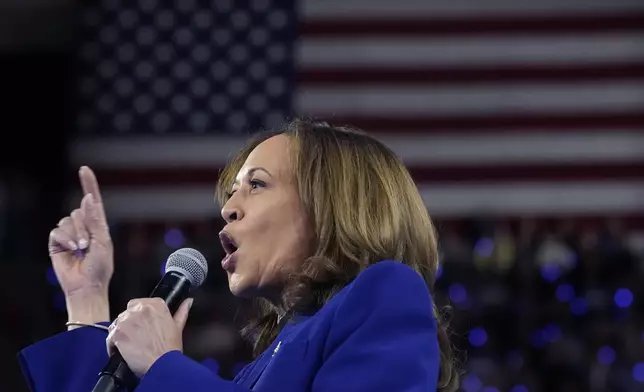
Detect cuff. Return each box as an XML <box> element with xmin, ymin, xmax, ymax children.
<box><xmin>137</xmin><ymin>351</ymin><xmax>231</xmax><ymax>392</ymax></box>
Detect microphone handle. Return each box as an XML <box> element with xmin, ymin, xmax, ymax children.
<box><xmin>92</xmin><ymin>272</ymin><xmax>192</xmax><ymax>392</ymax></box>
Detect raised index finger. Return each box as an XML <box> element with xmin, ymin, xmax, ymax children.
<box><xmin>79</xmin><ymin>166</ymin><xmax>104</xmax><ymax>205</ymax></box>
<box><xmin>78</xmin><ymin>166</ymin><xmax>109</xmax><ymax>226</ymax></box>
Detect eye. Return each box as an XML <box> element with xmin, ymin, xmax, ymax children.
<box><xmin>249</xmin><ymin>179</ymin><xmax>265</xmax><ymax>190</ymax></box>
<box><xmin>226</xmin><ymin>179</ymin><xmax>264</xmax><ymax>199</ymax></box>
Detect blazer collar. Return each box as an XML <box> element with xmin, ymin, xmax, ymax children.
<box><xmin>234</xmin><ymin>313</ymin><xmax>313</xmax><ymax>388</ymax></box>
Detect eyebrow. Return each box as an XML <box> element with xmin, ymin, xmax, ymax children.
<box><xmin>232</xmin><ymin>167</ymin><xmax>273</xmax><ymax>186</ymax></box>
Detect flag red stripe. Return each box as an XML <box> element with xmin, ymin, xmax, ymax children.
<box><xmin>301</xmin><ymin>12</ymin><xmax>644</xmax><ymax>37</ymax></box>
<box><xmin>436</xmin><ymin>215</ymin><xmax>644</xmax><ymax>231</ymax></box>
<box><xmin>299</xmin><ymin>62</ymin><xmax>644</xmax><ymax>86</ymax></box>
<box><xmin>111</xmin><ymin>215</ymin><xmax>644</xmax><ymax>231</ymax></box>
<box><xmin>324</xmin><ymin>111</ymin><xmax>644</xmax><ymax>133</ymax></box>
<box><xmin>88</xmin><ymin>163</ymin><xmax>644</xmax><ymax>187</ymax></box>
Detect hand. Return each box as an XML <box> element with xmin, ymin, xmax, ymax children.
<box><xmin>107</xmin><ymin>297</ymin><xmax>194</xmax><ymax>377</ymax></box>
<box><xmin>48</xmin><ymin>166</ymin><xmax>114</xmax><ymax>324</ymax></box>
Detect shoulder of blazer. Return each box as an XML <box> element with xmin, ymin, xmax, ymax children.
<box><xmin>327</xmin><ymin>260</ymin><xmax>434</xmax><ymax>323</ymax></box>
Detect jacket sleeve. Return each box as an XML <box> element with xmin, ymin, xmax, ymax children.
<box><xmin>135</xmin><ymin>351</ymin><xmax>252</xmax><ymax>392</ymax></box>
<box><xmin>18</xmin><ymin>324</ymin><xmax>110</xmax><ymax>392</ymax></box>
<box><xmin>19</xmin><ymin>324</ymin><xmax>254</xmax><ymax>392</ymax></box>
<box><xmin>312</xmin><ymin>261</ymin><xmax>440</xmax><ymax>392</ymax></box>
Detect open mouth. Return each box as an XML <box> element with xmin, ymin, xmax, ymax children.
<box><xmin>219</xmin><ymin>231</ymin><xmax>238</xmax><ymax>255</ymax></box>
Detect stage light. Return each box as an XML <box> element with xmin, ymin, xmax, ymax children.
<box><xmin>614</xmin><ymin>288</ymin><xmax>633</xmax><ymax>308</ymax></box>
<box><xmin>510</xmin><ymin>385</ymin><xmax>529</xmax><ymax>392</ymax></box>
<box><xmin>570</xmin><ymin>298</ymin><xmax>588</xmax><ymax>315</ymax></box>
<box><xmin>160</xmin><ymin>261</ymin><xmax>166</xmax><ymax>276</ymax></box>
<box><xmin>436</xmin><ymin>264</ymin><xmax>443</xmax><ymax>280</ymax></box>
<box><xmin>474</xmin><ymin>238</ymin><xmax>494</xmax><ymax>258</ymax></box>
<box><xmin>543</xmin><ymin>323</ymin><xmax>561</xmax><ymax>342</ymax></box>
<box><xmin>555</xmin><ymin>283</ymin><xmax>574</xmax><ymax>302</ymax></box>
<box><xmin>164</xmin><ymin>228</ymin><xmax>185</xmax><ymax>248</ymax></box>
<box><xmin>530</xmin><ymin>330</ymin><xmax>547</xmax><ymax>348</ymax></box>
<box><xmin>632</xmin><ymin>362</ymin><xmax>644</xmax><ymax>382</ymax></box>
<box><xmin>448</xmin><ymin>283</ymin><xmax>468</xmax><ymax>304</ymax></box>
<box><xmin>469</xmin><ymin>327</ymin><xmax>487</xmax><ymax>347</ymax></box>
<box><xmin>462</xmin><ymin>374</ymin><xmax>482</xmax><ymax>392</ymax></box>
<box><xmin>597</xmin><ymin>346</ymin><xmax>616</xmax><ymax>365</ymax></box>
<box><xmin>540</xmin><ymin>264</ymin><xmax>560</xmax><ymax>282</ymax></box>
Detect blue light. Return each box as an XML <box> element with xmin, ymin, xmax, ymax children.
<box><xmin>160</xmin><ymin>261</ymin><xmax>167</xmax><ymax>276</ymax></box>
<box><xmin>633</xmin><ymin>362</ymin><xmax>644</xmax><ymax>382</ymax></box>
<box><xmin>474</xmin><ymin>238</ymin><xmax>494</xmax><ymax>258</ymax></box>
<box><xmin>597</xmin><ymin>346</ymin><xmax>616</xmax><ymax>365</ymax></box>
<box><xmin>614</xmin><ymin>288</ymin><xmax>633</xmax><ymax>308</ymax></box>
<box><xmin>46</xmin><ymin>267</ymin><xmax>59</xmax><ymax>286</ymax></box>
<box><xmin>482</xmin><ymin>388</ymin><xmax>500</xmax><ymax>392</ymax></box>
<box><xmin>510</xmin><ymin>385</ymin><xmax>529</xmax><ymax>392</ymax></box>
<box><xmin>462</xmin><ymin>374</ymin><xmax>482</xmax><ymax>392</ymax></box>
<box><xmin>555</xmin><ymin>284</ymin><xmax>575</xmax><ymax>302</ymax></box>
<box><xmin>530</xmin><ymin>330</ymin><xmax>547</xmax><ymax>348</ymax></box>
<box><xmin>469</xmin><ymin>327</ymin><xmax>488</xmax><ymax>347</ymax></box>
<box><xmin>54</xmin><ymin>291</ymin><xmax>66</xmax><ymax>312</ymax></box>
<box><xmin>164</xmin><ymin>228</ymin><xmax>185</xmax><ymax>249</ymax></box>
<box><xmin>201</xmin><ymin>358</ymin><xmax>219</xmax><ymax>374</ymax></box>
<box><xmin>448</xmin><ymin>283</ymin><xmax>468</xmax><ymax>304</ymax></box>
<box><xmin>570</xmin><ymin>298</ymin><xmax>588</xmax><ymax>315</ymax></box>
<box><xmin>544</xmin><ymin>323</ymin><xmax>561</xmax><ymax>342</ymax></box>
<box><xmin>540</xmin><ymin>264</ymin><xmax>561</xmax><ymax>282</ymax></box>
<box><xmin>436</xmin><ymin>264</ymin><xmax>443</xmax><ymax>280</ymax></box>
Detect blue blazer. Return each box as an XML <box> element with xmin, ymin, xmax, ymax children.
<box><xmin>19</xmin><ymin>261</ymin><xmax>440</xmax><ymax>391</ymax></box>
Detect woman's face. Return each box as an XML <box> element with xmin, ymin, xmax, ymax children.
<box><xmin>219</xmin><ymin>134</ymin><xmax>312</xmax><ymax>301</ymax></box>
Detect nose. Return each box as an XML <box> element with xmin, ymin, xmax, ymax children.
<box><xmin>221</xmin><ymin>202</ymin><xmax>243</xmax><ymax>223</ymax></box>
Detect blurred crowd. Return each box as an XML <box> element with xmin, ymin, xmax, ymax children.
<box><xmin>435</xmin><ymin>216</ymin><xmax>644</xmax><ymax>392</ymax></box>
<box><xmin>106</xmin><ymin>216</ymin><xmax>644</xmax><ymax>392</ymax></box>
<box><xmin>2</xmin><ymin>194</ymin><xmax>644</xmax><ymax>392</ymax></box>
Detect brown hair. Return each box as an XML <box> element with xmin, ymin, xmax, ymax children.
<box><xmin>216</xmin><ymin>118</ymin><xmax>459</xmax><ymax>391</ymax></box>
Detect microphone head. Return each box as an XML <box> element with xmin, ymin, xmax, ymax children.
<box><xmin>165</xmin><ymin>248</ymin><xmax>208</xmax><ymax>289</ymax></box>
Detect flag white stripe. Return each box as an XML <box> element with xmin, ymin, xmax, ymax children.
<box><xmin>423</xmin><ymin>181</ymin><xmax>644</xmax><ymax>215</ymax></box>
<box><xmin>297</xmin><ymin>83</ymin><xmax>644</xmax><ymax>116</ymax></box>
<box><xmin>303</xmin><ymin>0</ymin><xmax>644</xmax><ymax>17</ymax></box>
<box><xmin>69</xmin><ymin>131</ymin><xmax>644</xmax><ymax>168</ymax></box>
<box><xmin>298</xmin><ymin>34</ymin><xmax>644</xmax><ymax>68</ymax></box>
<box><xmin>67</xmin><ymin>181</ymin><xmax>644</xmax><ymax>221</ymax></box>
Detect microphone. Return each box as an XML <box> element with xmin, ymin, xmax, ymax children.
<box><xmin>91</xmin><ymin>247</ymin><xmax>209</xmax><ymax>392</ymax></box>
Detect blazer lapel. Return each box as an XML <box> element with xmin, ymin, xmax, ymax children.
<box><xmin>238</xmin><ymin>343</ymin><xmax>279</xmax><ymax>389</ymax></box>
<box><xmin>233</xmin><ymin>361</ymin><xmax>255</xmax><ymax>384</ymax></box>
<box><xmin>236</xmin><ymin>314</ymin><xmax>312</xmax><ymax>389</ymax></box>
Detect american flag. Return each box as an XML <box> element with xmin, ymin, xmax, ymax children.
<box><xmin>70</xmin><ymin>0</ymin><xmax>644</xmax><ymax>224</ymax></box>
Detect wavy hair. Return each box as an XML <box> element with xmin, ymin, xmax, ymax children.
<box><xmin>216</xmin><ymin>118</ymin><xmax>460</xmax><ymax>391</ymax></box>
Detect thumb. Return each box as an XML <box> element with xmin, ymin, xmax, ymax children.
<box><xmin>173</xmin><ymin>298</ymin><xmax>193</xmax><ymax>331</ymax></box>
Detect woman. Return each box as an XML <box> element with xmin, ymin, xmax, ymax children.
<box><xmin>19</xmin><ymin>119</ymin><xmax>459</xmax><ymax>391</ymax></box>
